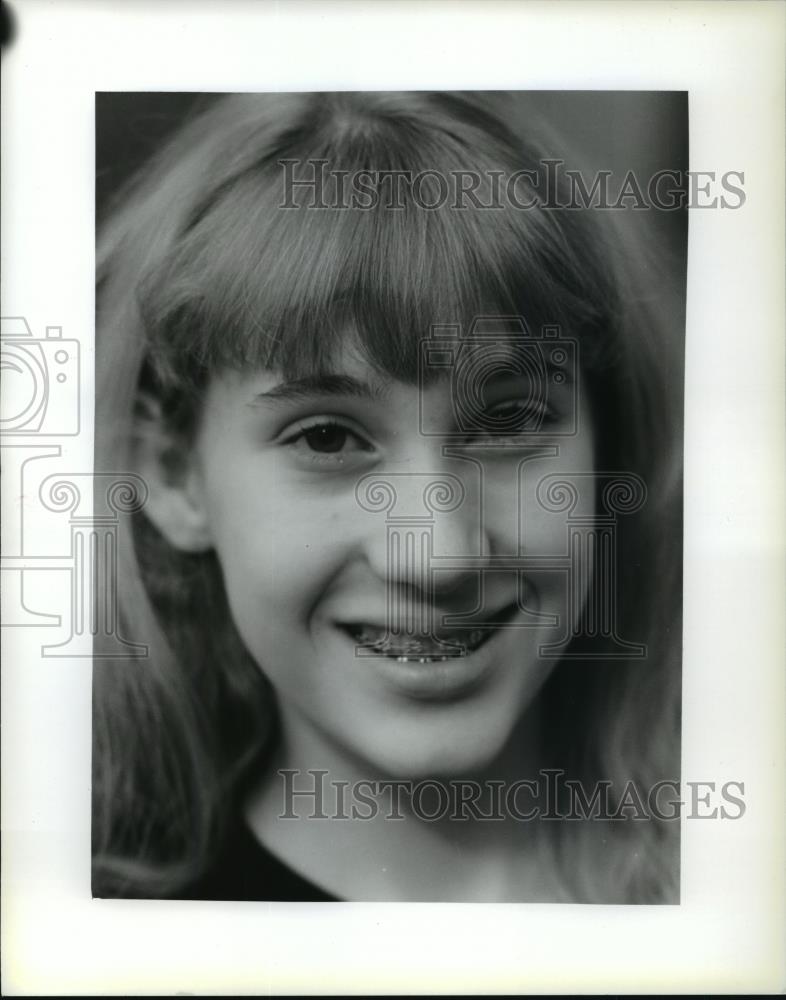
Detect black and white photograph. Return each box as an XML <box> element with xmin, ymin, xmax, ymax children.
<box><xmin>2</xmin><ymin>1</ymin><xmax>784</xmax><ymax>994</ymax></box>
<box><xmin>93</xmin><ymin>90</ymin><xmax>687</xmax><ymax>904</ymax></box>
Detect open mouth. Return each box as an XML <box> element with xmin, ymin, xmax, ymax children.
<box><xmin>341</xmin><ymin>603</ymin><xmax>520</xmax><ymax>663</ymax></box>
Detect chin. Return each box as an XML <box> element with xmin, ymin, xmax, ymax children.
<box><xmin>368</xmin><ymin>728</ymin><xmax>513</xmax><ymax>782</ymax></box>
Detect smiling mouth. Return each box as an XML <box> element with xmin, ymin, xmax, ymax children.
<box><xmin>341</xmin><ymin>603</ymin><xmax>520</xmax><ymax>662</ymax></box>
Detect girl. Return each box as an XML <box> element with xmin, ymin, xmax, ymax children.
<box><xmin>93</xmin><ymin>92</ymin><xmax>684</xmax><ymax>903</ymax></box>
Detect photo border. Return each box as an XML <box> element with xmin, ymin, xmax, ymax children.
<box><xmin>2</xmin><ymin>0</ymin><xmax>784</xmax><ymax>994</ymax></box>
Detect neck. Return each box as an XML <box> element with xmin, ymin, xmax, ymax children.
<box><xmin>244</xmin><ymin>701</ymin><xmax>568</xmax><ymax>902</ymax></box>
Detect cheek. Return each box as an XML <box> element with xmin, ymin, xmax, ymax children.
<box><xmin>483</xmin><ymin>449</ymin><xmax>596</xmax><ymax>551</ymax></box>
<box><xmin>484</xmin><ymin>439</ymin><xmax>597</xmax><ymax>618</ymax></box>
<box><xmin>199</xmin><ymin>468</ymin><xmax>353</xmax><ymax>642</ymax></box>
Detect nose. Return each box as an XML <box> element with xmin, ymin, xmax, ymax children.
<box><xmin>356</xmin><ymin>461</ymin><xmax>490</xmax><ymax>596</ymax></box>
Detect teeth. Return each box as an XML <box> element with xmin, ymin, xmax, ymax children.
<box><xmin>347</xmin><ymin>622</ymin><xmax>493</xmax><ymax>658</ymax></box>
<box><xmin>353</xmin><ymin>625</ymin><xmax>387</xmax><ymax>646</ymax></box>
<box><xmin>396</xmin><ymin>655</ymin><xmax>452</xmax><ymax>663</ymax></box>
<box><xmin>344</xmin><ymin>604</ymin><xmax>518</xmax><ymax>661</ymax></box>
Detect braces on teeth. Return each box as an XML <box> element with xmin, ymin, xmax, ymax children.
<box><xmin>349</xmin><ymin>626</ymin><xmax>492</xmax><ymax>661</ymax></box>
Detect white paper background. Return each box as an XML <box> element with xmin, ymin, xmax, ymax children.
<box><xmin>2</xmin><ymin>0</ymin><xmax>784</xmax><ymax>993</ymax></box>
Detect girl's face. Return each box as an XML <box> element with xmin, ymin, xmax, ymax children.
<box><xmin>181</xmin><ymin>336</ymin><xmax>595</xmax><ymax>778</ymax></box>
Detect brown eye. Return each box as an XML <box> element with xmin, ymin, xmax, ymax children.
<box><xmin>280</xmin><ymin>417</ymin><xmax>375</xmax><ymax>470</ymax></box>
<box><xmin>303</xmin><ymin>423</ymin><xmax>348</xmax><ymax>453</ymax></box>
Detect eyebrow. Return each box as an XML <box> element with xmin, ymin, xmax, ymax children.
<box><xmin>251</xmin><ymin>373</ymin><xmax>390</xmax><ymax>405</ymax></box>
<box><xmin>250</xmin><ymin>354</ymin><xmax>574</xmax><ymax>406</ymax></box>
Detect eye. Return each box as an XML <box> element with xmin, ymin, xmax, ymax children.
<box><xmin>280</xmin><ymin>418</ymin><xmax>376</xmax><ymax>466</ymax></box>
<box><xmin>488</xmin><ymin>399</ymin><xmax>550</xmax><ymax>427</ymax></box>
<box><xmin>301</xmin><ymin>422</ymin><xmax>352</xmax><ymax>453</ymax></box>
<box><xmin>469</xmin><ymin>399</ymin><xmax>558</xmax><ymax>440</ymax></box>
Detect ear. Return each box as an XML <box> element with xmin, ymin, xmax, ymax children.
<box><xmin>131</xmin><ymin>394</ymin><xmax>213</xmax><ymax>553</ymax></box>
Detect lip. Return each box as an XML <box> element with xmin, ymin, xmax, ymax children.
<box><xmin>334</xmin><ymin>602</ymin><xmax>522</xmax><ymax>702</ymax></box>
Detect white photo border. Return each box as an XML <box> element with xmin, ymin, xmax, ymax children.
<box><xmin>2</xmin><ymin>0</ymin><xmax>784</xmax><ymax>994</ymax></box>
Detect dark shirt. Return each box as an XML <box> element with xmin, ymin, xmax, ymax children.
<box><xmin>183</xmin><ymin>818</ymin><xmax>341</xmax><ymax>902</ymax></box>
